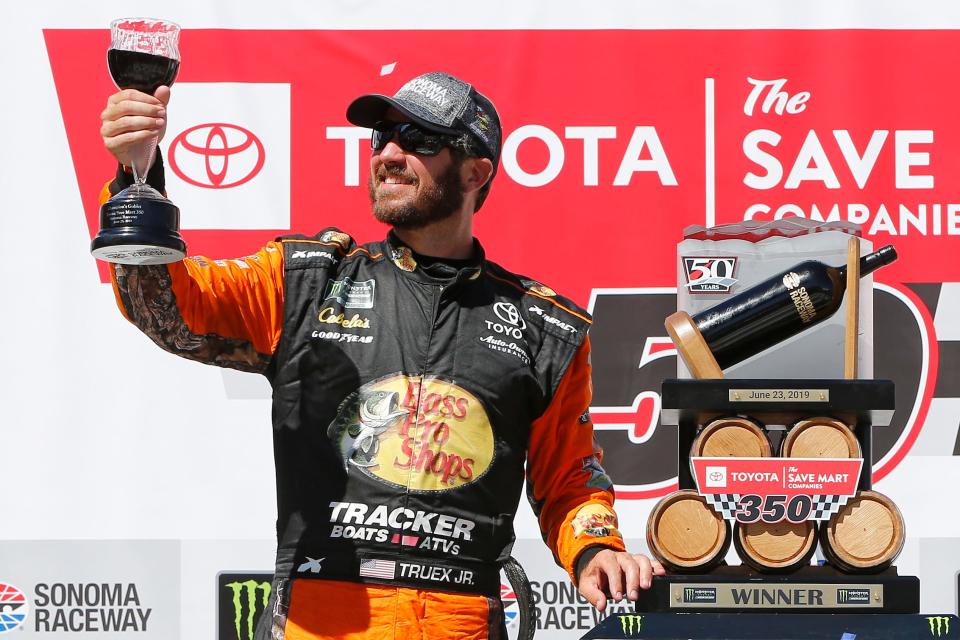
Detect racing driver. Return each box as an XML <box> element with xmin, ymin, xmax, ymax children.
<box><xmin>97</xmin><ymin>70</ymin><xmax>664</xmax><ymax>639</ymax></box>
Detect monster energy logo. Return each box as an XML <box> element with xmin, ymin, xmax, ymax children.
<box><xmin>225</xmin><ymin>580</ymin><xmax>271</xmax><ymax>640</ymax></box>
<box><xmin>619</xmin><ymin>614</ymin><xmax>643</xmax><ymax>635</ymax></box>
<box><xmin>836</xmin><ymin>588</ymin><xmax>871</xmax><ymax>605</ymax></box>
<box><xmin>928</xmin><ymin>616</ymin><xmax>951</xmax><ymax>637</ymax></box>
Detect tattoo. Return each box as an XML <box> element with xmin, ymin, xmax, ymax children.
<box><xmin>113</xmin><ymin>264</ymin><xmax>271</xmax><ymax>374</ymax></box>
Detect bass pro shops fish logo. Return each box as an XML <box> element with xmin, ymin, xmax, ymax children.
<box><xmin>330</xmin><ymin>390</ymin><xmax>408</xmax><ymax>469</ymax></box>
<box><xmin>328</xmin><ymin>375</ymin><xmax>495</xmax><ymax>491</ymax></box>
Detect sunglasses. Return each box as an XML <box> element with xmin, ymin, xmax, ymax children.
<box><xmin>370</xmin><ymin>121</ymin><xmax>465</xmax><ymax>156</ymax></box>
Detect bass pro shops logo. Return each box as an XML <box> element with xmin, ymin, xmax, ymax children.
<box><xmin>217</xmin><ymin>573</ymin><xmax>272</xmax><ymax>640</ymax></box>
<box><xmin>328</xmin><ymin>375</ymin><xmax>495</xmax><ymax>491</ymax></box>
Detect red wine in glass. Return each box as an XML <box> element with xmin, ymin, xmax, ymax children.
<box><xmin>107</xmin><ymin>49</ymin><xmax>180</xmax><ymax>94</ymax></box>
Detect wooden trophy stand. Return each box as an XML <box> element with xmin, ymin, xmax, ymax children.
<box><xmin>582</xmin><ymin>239</ymin><xmax>959</xmax><ymax>639</ymax></box>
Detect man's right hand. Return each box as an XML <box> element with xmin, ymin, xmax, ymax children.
<box><xmin>99</xmin><ymin>86</ymin><xmax>170</xmax><ymax>168</ymax></box>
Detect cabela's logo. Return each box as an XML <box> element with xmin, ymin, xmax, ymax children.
<box><xmin>317</xmin><ymin>307</ymin><xmax>371</xmax><ymax>329</ymax></box>
<box><xmin>327</xmin><ymin>375</ymin><xmax>494</xmax><ymax>491</ymax></box>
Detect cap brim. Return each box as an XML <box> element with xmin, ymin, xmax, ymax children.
<box><xmin>346</xmin><ymin>94</ymin><xmax>461</xmax><ymax>135</ymax></box>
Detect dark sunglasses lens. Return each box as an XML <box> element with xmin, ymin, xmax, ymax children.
<box><xmin>371</xmin><ymin>129</ymin><xmax>389</xmax><ymax>151</ymax></box>
<box><xmin>398</xmin><ymin>126</ymin><xmax>444</xmax><ymax>155</ymax></box>
<box><xmin>370</xmin><ymin>122</ymin><xmax>447</xmax><ymax>155</ymax></box>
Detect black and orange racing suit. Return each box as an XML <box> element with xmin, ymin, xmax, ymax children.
<box><xmin>101</xmin><ymin>162</ymin><xmax>625</xmax><ymax>640</ymax></box>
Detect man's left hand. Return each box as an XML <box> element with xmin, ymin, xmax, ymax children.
<box><xmin>577</xmin><ymin>550</ymin><xmax>666</xmax><ymax>612</ymax></box>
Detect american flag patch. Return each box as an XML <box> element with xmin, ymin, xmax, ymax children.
<box><xmin>359</xmin><ymin>559</ymin><xmax>396</xmax><ymax>580</ymax></box>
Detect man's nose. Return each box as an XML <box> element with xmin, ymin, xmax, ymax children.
<box><xmin>376</xmin><ymin>135</ymin><xmax>406</xmax><ymax>162</ymax></box>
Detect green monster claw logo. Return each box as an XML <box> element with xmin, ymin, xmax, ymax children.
<box><xmin>226</xmin><ymin>580</ymin><xmax>271</xmax><ymax>640</ymax></box>
<box><xmin>619</xmin><ymin>614</ymin><xmax>643</xmax><ymax>636</ymax></box>
<box><xmin>928</xmin><ymin>616</ymin><xmax>951</xmax><ymax>637</ymax></box>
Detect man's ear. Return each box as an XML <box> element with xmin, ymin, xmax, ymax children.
<box><xmin>462</xmin><ymin>156</ymin><xmax>494</xmax><ymax>195</ymax></box>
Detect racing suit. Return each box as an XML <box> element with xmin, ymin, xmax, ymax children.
<box><xmin>100</xmin><ymin>161</ymin><xmax>625</xmax><ymax>639</ymax></box>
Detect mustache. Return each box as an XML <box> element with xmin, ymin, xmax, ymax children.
<box><xmin>376</xmin><ymin>164</ymin><xmax>418</xmax><ymax>184</ymax></box>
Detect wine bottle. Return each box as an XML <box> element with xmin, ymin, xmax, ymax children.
<box><xmin>668</xmin><ymin>245</ymin><xmax>896</xmax><ymax>373</ymax></box>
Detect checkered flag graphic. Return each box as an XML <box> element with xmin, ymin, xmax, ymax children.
<box><xmin>705</xmin><ymin>494</ymin><xmax>741</xmax><ymax>519</ymax></box>
<box><xmin>810</xmin><ymin>494</ymin><xmax>850</xmax><ymax>521</ymax></box>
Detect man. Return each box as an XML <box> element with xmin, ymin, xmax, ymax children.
<box><xmin>99</xmin><ymin>71</ymin><xmax>664</xmax><ymax>639</ymax></box>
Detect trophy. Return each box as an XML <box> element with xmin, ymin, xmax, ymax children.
<box><xmin>90</xmin><ymin>18</ymin><xmax>186</xmax><ymax>265</ymax></box>
<box><xmin>582</xmin><ymin>230</ymin><xmax>960</xmax><ymax>639</ymax></box>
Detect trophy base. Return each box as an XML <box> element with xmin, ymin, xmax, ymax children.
<box><xmin>581</xmin><ymin>611</ymin><xmax>959</xmax><ymax>639</ymax></box>
<box><xmin>90</xmin><ymin>242</ymin><xmax>186</xmax><ymax>265</ymax></box>
<box><xmin>91</xmin><ymin>185</ymin><xmax>186</xmax><ymax>265</ymax></box>
<box><xmin>636</xmin><ymin>565</ymin><xmax>918</xmax><ymax>614</ymax></box>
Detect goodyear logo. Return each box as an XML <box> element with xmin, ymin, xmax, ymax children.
<box><xmin>218</xmin><ymin>574</ymin><xmax>272</xmax><ymax>640</ymax></box>
<box><xmin>928</xmin><ymin>616</ymin><xmax>952</xmax><ymax>637</ymax></box>
<box><xmin>619</xmin><ymin>614</ymin><xmax>643</xmax><ymax>636</ymax></box>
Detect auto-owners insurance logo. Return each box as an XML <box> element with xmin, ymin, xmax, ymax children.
<box><xmin>327</xmin><ymin>375</ymin><xmax>494</xmax><ymax>491</ymax></box>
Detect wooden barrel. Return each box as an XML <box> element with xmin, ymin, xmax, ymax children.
<box><xmin>647</xmin><ymin>490</ymin><xmax>731</xmax><ymax>572</ymax></box>
<box><xmin>691</xmin><ymin>416</ymin><xmax>771</xmax><ymax>458</ymax></box>
<box><xmin>820</xmin><ymin>490</ymin><xmax>905</xmax><ymax>573</ymax></box>
<box><xmin>733</xmin><ymin>520</ymin><xmax>818</xmax><ymax>573</ymax></box>
<box><xmin>781</xmin><ymin>416</ymin><xmax>861</xmax><ymax>459</ymax></box>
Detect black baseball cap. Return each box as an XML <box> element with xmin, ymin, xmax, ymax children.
<box><xmin>347</xmin><ymin>71</ymin><xmax>502</xmax><ymax>173</ymax></box>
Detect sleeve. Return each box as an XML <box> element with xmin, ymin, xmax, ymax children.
<box><xmin>99</xmin><ymin>161</ymin><xmax>285</xmax><ymax>374</ymax></box>
<box><xmin>525</xmin><ymin>335</ymin><xmax>626</xmax><ymax>583</ymax></box>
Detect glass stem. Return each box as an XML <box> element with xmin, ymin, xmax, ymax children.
<box><xmin>131</xmin><ymin>134</ymin><xmax>158</xmax><ymax>186</ymax></box>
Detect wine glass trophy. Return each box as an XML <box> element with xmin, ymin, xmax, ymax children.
<box><xmin>91</xmin><ymin>18</ymin><xmax>186</xmax><ymax>265</ymax></box>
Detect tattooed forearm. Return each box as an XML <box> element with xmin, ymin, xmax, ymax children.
<box><xmin>113</xmin><ymin>264</ymin><xmax>270</xmax><ymax>374</ymax></box>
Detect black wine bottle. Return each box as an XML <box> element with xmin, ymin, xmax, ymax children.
<box><xmin>691</xmin><ymin>245</ymin><xmax>897</xmax><ymax>370</ymax></box>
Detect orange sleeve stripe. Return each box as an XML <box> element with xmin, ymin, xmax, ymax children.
<box><xmin>526</xmin><ymin>337</ymin><xmax>623</xmax><ymax>579</ymax></box>
<box><xmin>484</xmin><ymin>271</ymin><xmax>592</xmax><ymax>324</ymax></box>
<box><xmin>172</xmin><ymin>246</ymin><xmax>286</xmax><ymax>356</ymax></box>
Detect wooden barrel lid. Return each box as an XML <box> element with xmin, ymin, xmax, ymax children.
<box><xmin>692</xmin><ymin>417</ymin><xmax>771</xmax><ymax>458</ymax></box>
<box><xmin>735</xmin><ymin>520</ymin><xmax>817</xmax><ymax>572</ymax></box>
<box><xmin>782</xmin><ymin>417</ymin><xmax>861</xmax><ymax>459</ymax></box>
<box><xmin>822</xmin><ymin>491</ymin><xmax>905</xmax><ymax>571</ymax></box>
<box><xmin>647</xmin><ymin>490</ymin><xmax>729</xmax><ymax>571</ymax></box>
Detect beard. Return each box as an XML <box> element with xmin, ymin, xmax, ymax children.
<box><xmin>368</xmin><ymin>160</ymin><xmax>465</xmax><ymax>230</ymax></box>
